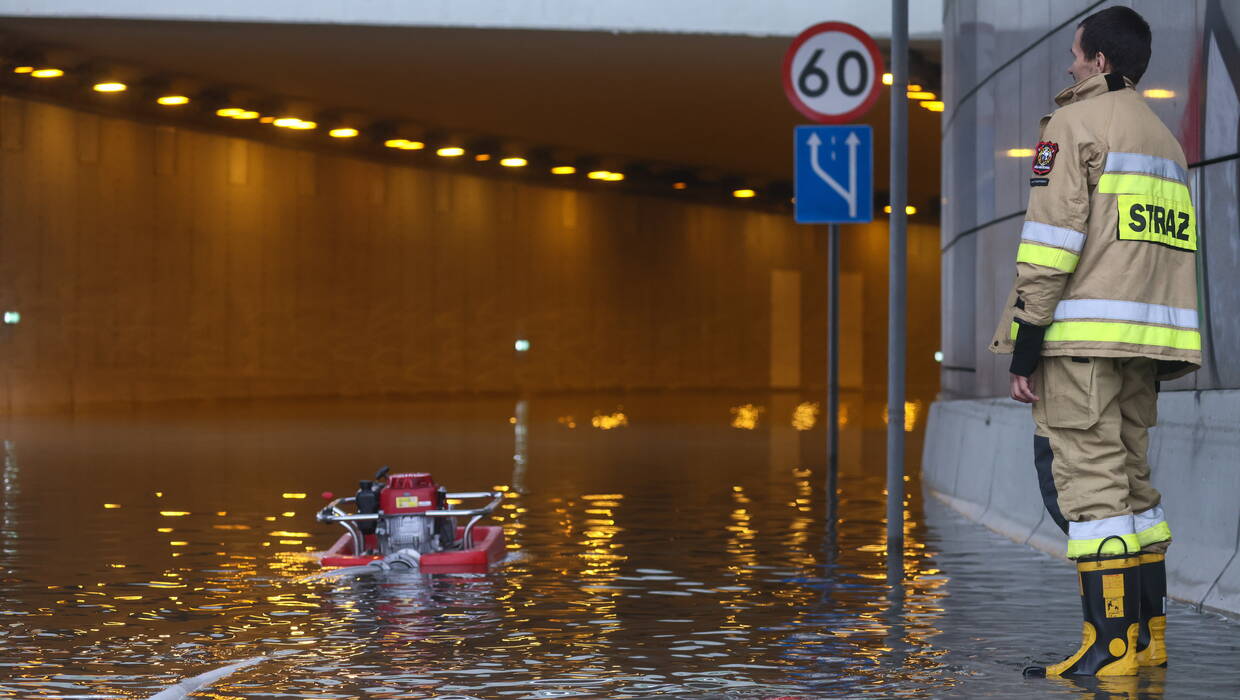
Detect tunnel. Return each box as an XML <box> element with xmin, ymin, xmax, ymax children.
<box><xmin>1</xmin><ymin>2</ymin><xmax>1238</xmax><ymax>698</ymax></box>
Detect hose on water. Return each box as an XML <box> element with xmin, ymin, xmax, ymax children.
<box><xmin>147</xmin><ymin>650</ymin><xmax>301</xmax><ymax>699</ymax></box>
<box><xmin>146</xmin><ymin>656</ymin><xmax>264</xmax><ymax>699</ymax></box>
<box><xmin>304</xmin><ymin>548</ymin><xmax>423</xmax><ymax>581</ymax></box>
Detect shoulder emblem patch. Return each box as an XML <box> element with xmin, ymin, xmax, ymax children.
<box><xmin>1032</xmin><ymin>141</ymin><xmax>1059</xmax><ymax>175</ymax></box>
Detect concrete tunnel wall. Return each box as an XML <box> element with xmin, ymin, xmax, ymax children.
<box><xmin>0</xmin><ymin>95</ymin><xmax>942</xmax><ymax>415</ymax></box>
<box><xmin>926</xmin><ymin>0</ymin><xmax>1240</xmax><ymax>617</ymax></box>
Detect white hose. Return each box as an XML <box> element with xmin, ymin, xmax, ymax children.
<box><xmin>303</xmin><ymin>549</ymin><xmax>423</xmax><ymax>581</ymax></box>
<box><xmin>145</xmin><ymin>656</ymin><xmax>265</xmax><ymax>699</ymax></box>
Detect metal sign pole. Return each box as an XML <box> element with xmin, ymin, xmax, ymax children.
<box><xmin>783</xmin><ymin>21</ymin><xmax>881</xmax><ymax>556</ymax></box>
<box><xmin>886</xmin><ymin>0</ymin><xmax>908</xmax><ymax>583</ymax></box>
<box><xmin>827</xmin><ymin>222</ymin><xmax>840</xmax><ymax>512</ymax></box>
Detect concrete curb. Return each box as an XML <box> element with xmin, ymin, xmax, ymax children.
<box><xmin>923</xmin><ymin>391</ymin><xmax>1240</xmax><ymax>619</ymax></box>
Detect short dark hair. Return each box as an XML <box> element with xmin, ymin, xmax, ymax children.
<box><xmin>1078</xmin><ymin>6</ymin><xmax>1152</xmax><ymax>83</ymax></box>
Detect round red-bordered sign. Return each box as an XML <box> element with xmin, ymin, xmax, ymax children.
<box><xmin>782</xmin><ymin>21</ymin><xmax>884</xmax><ymax>124</ymax></box>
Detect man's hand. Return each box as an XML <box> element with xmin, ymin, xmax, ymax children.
<box><xmin>1010</xmin><ymin>373</ymin><xmax>1040</xmax><ymax>403</ymax></box>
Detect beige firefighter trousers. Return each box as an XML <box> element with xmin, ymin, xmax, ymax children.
<box><xmin>1032</xmin><ymin>355</ymin><xmax>1170</xmax><ymax>557</ymax></box>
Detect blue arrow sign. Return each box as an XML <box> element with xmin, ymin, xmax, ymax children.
<box><xmin>794</xmin><ymin>125</ymin><xmax>873</xmax><ymax>224</ymax></box>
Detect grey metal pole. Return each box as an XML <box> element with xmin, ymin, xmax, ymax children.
<box><xmin>827</xmin><ymin>222</ymin><xmax>839</xmax><ymax>524</ymax></box>
<box><xmin>886</xmin><ymin>0</ymin><xmax>909</xmax><ymax>582</ymax></box>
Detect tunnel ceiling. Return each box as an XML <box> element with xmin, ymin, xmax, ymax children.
<box><xmin>0</xmin><ymin>18</ymin><xmax>942</xmax><ymax>201</ymax></box>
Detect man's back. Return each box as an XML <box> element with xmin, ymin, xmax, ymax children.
<box><xmin>992</xmin><ymin>73</ymin><xmax>1201</xmax><ymax>375</ymax></box>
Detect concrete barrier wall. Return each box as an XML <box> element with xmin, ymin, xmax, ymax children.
<box><xmin>923</xmin><ymin>391</ymin><xmax>1240</xmax><ymax>618</ymax></box>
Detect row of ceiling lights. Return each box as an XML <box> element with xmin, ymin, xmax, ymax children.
<box><xmin>880</xmin><ymin>73</ymin><xmax>1176</xmax><ymax>113</ymax></box>
<box><xmin>12</xmin><ymin>63</ymin><xmax>762</xmax><ymax>199</ymax></box>
<box><xmin>881</xmin><ymin>73</ymin><xmax>945</xmax><ymax>112</ymax></box>
<box><xmin>14</xmin><ymin>62</ymin><xmax>960</xmax><ymax>209</ymax></box>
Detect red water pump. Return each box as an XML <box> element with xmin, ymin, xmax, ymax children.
<box><xmin>350</xmin><ymin>467</ymin><xmax>456</xmax><ymax>555</ymax></box>
<box><xmin>380</xmin><ymin>472</ymin><xmax>440</xmax><ymax>514</ymax></box>
<box><xmin>317</xmin><ymin>466</ymin><xmax>507</xmax><ymax>572</ymax></box>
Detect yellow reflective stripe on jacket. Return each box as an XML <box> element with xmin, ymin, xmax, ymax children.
<box><xmin>1068</xmin><ymin>514</ymin><xmax>1139</xmax><ymax>559</ymax></box>
<box><xmin>1097</xmin><ymin>173</ymin><xmax>1192</xmax><ymax>207</ymax></box>
<box><xmin>1134</xmin><ymin>505</ymin><xmax>1172</xmax><ymax>547</ymax></box>
<box><xmin>1137</xmin><ymin>521</ymin><xmax>1172</xmax><ymax>547</ymax></box>
<box><xmin>1068</xmin><ymin>533</ymin><xmax>1141</xmax><ymax>559</ymax></box>
<box><xmin>1016</xmin><ymin>242</ymin><xmax>1079</xmax><ymax>272</ymax></box>
<box><xmin>1043</xmin><ymin>321</ymin><xmax>1201</xmax><ymax>350</ymax></box>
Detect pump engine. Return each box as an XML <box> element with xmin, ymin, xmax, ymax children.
<box><xmin>317</xmin><ymin>467</ymin><xmax>506</xmax><ymax>571</ymax></box>
<box><xmin>347</xmin><ymin>467</ymin><xmax>456</xmax><ymax>556</ymax></box>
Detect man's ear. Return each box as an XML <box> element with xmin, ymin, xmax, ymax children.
<box><xmin>1095</xmin><ymin>51</ymin><xmax>1111</xmax><ymax>73</ymax></box>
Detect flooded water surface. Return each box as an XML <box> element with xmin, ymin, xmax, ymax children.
<box><xmin>0</xmin><ymin>393</ymin><xmax>1237</xmax><ymax>698</ymax></box>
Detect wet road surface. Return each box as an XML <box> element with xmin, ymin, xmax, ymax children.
<box><xmin>0</xmin><ymin>393</ymin><xmax>1236</xmax><ymax>698</ymax></box>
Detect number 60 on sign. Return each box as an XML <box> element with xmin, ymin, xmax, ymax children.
<box><xmin>782</xmin><ymin>22</ymin><xmax>885</xmax><ymax>124</ymax></box>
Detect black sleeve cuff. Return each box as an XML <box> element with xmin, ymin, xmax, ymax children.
<box><xmin>1009</xmin><ymin>319</ymin><xmax>1047</xmax><ymax>377</ymax></box>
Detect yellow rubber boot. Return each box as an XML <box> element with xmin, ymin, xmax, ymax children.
<box><xmin>1135</xmin><ymin>553</ymin><xmax>1168</xmax><ymax>667</ymax></box>
<box><xmin>1024</xmin><ymin>553</ymin><xmax>1141</xmax><ymax>677</ymax></box>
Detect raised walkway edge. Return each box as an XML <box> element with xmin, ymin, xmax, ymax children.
<box><xmin>922</xmin><ymin>391</ymin><xmax>1240</xmax><ymax>619</ymax></box>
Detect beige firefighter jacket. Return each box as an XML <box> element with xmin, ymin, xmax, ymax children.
<box><xmin>989</xmin><ymin>72</ymin><xmax>1201</xmax><ymax>380</ymax></box>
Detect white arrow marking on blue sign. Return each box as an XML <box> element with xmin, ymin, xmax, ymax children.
<box><xmin>806</xmin><ymin>130</ymin><xmax>860</xmax><ymax>217</ymax></box>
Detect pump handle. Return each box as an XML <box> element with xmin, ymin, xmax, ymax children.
<box><xmin>374</xmin><ymin>465</ymin><xmax>390</xmax><ymax>481</ymax></box>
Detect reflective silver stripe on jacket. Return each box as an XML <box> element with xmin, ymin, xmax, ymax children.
<box><xmin>1104</xmin><ymin>152</ymin><xmax>1188</xmax><ymax>185</ymax></box>
<box><xmin>1053</xmin><ymin>299</ymin><xmax>1199</xmax><ymax>329</ymax></box>
<box><xmin>1021</xmin><ymin>221</ymin><xmax>1086</xmax><ymax>252</ymax></box>
<box><xmin>1069</xmin><ymin>513</ymin><xmax>1135</xmax><ymax>540</ymax></box>
<box><xmin>1134</xmin><ymin>505</ymin><xmax>1168</xmax><ymax>532</ymax></box>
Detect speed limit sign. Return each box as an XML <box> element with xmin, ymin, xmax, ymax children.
<box><xmin>783</xmin><ymin>22</ymin><xmax>884</xmax><ymax>124</ymax></box>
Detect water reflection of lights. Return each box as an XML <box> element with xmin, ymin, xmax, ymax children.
<box><xmin>791</xmin><ymin>402</ymin><xmax>819</xmax><ymax>431</ymax></box>
<box><xmin>729</xmin><ymin>403</ymin><xmax>763</xmax><ymax>430</ymax></box>
<box><xmin>512</xmin><ymin>398</ymin><xmax>528</xmax><ymax>495</ymax></box>
<box><xmin>2</xmin><ymin>441</ymin><xmax>17</xmax><ymax>548</ymax></box>
<box><xmin>882</xmin><ymin>400</ymin><xmax>923</xmax><ymax>432</ymax></box>
<box><xmin>577</xmin><ymin>493</ymin><xmax>626</xmax><ymax>570</ymax></box>
<box><xmin>726</xmin><ymin>487</ymin><xmax>757</xmax><ymax>568</ymax></box>
<box><xmin>0</xmin><ymin>398</ymin><xmax>1056</xmax><ymax>696</ymax></box>
<box><xmin>591</xmin><ymin>408</ymin><xmax>629</xmax><ymax>430</ymax></box>
<box><xmin>497</xmin><ymin>480</ymin><xmax>526</xmax><ymax>552</ymax></box>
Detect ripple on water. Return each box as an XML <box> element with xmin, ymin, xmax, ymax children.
<box><xmin>0</xmin><ymin>397</ymin><xmax>1237</xmax><ymax>698</ymax></box>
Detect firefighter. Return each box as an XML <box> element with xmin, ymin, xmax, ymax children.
<box><xmin>988</xmin><ymin>7</ymin><xmax>1198</xmax><ymax>677</ymax></box>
